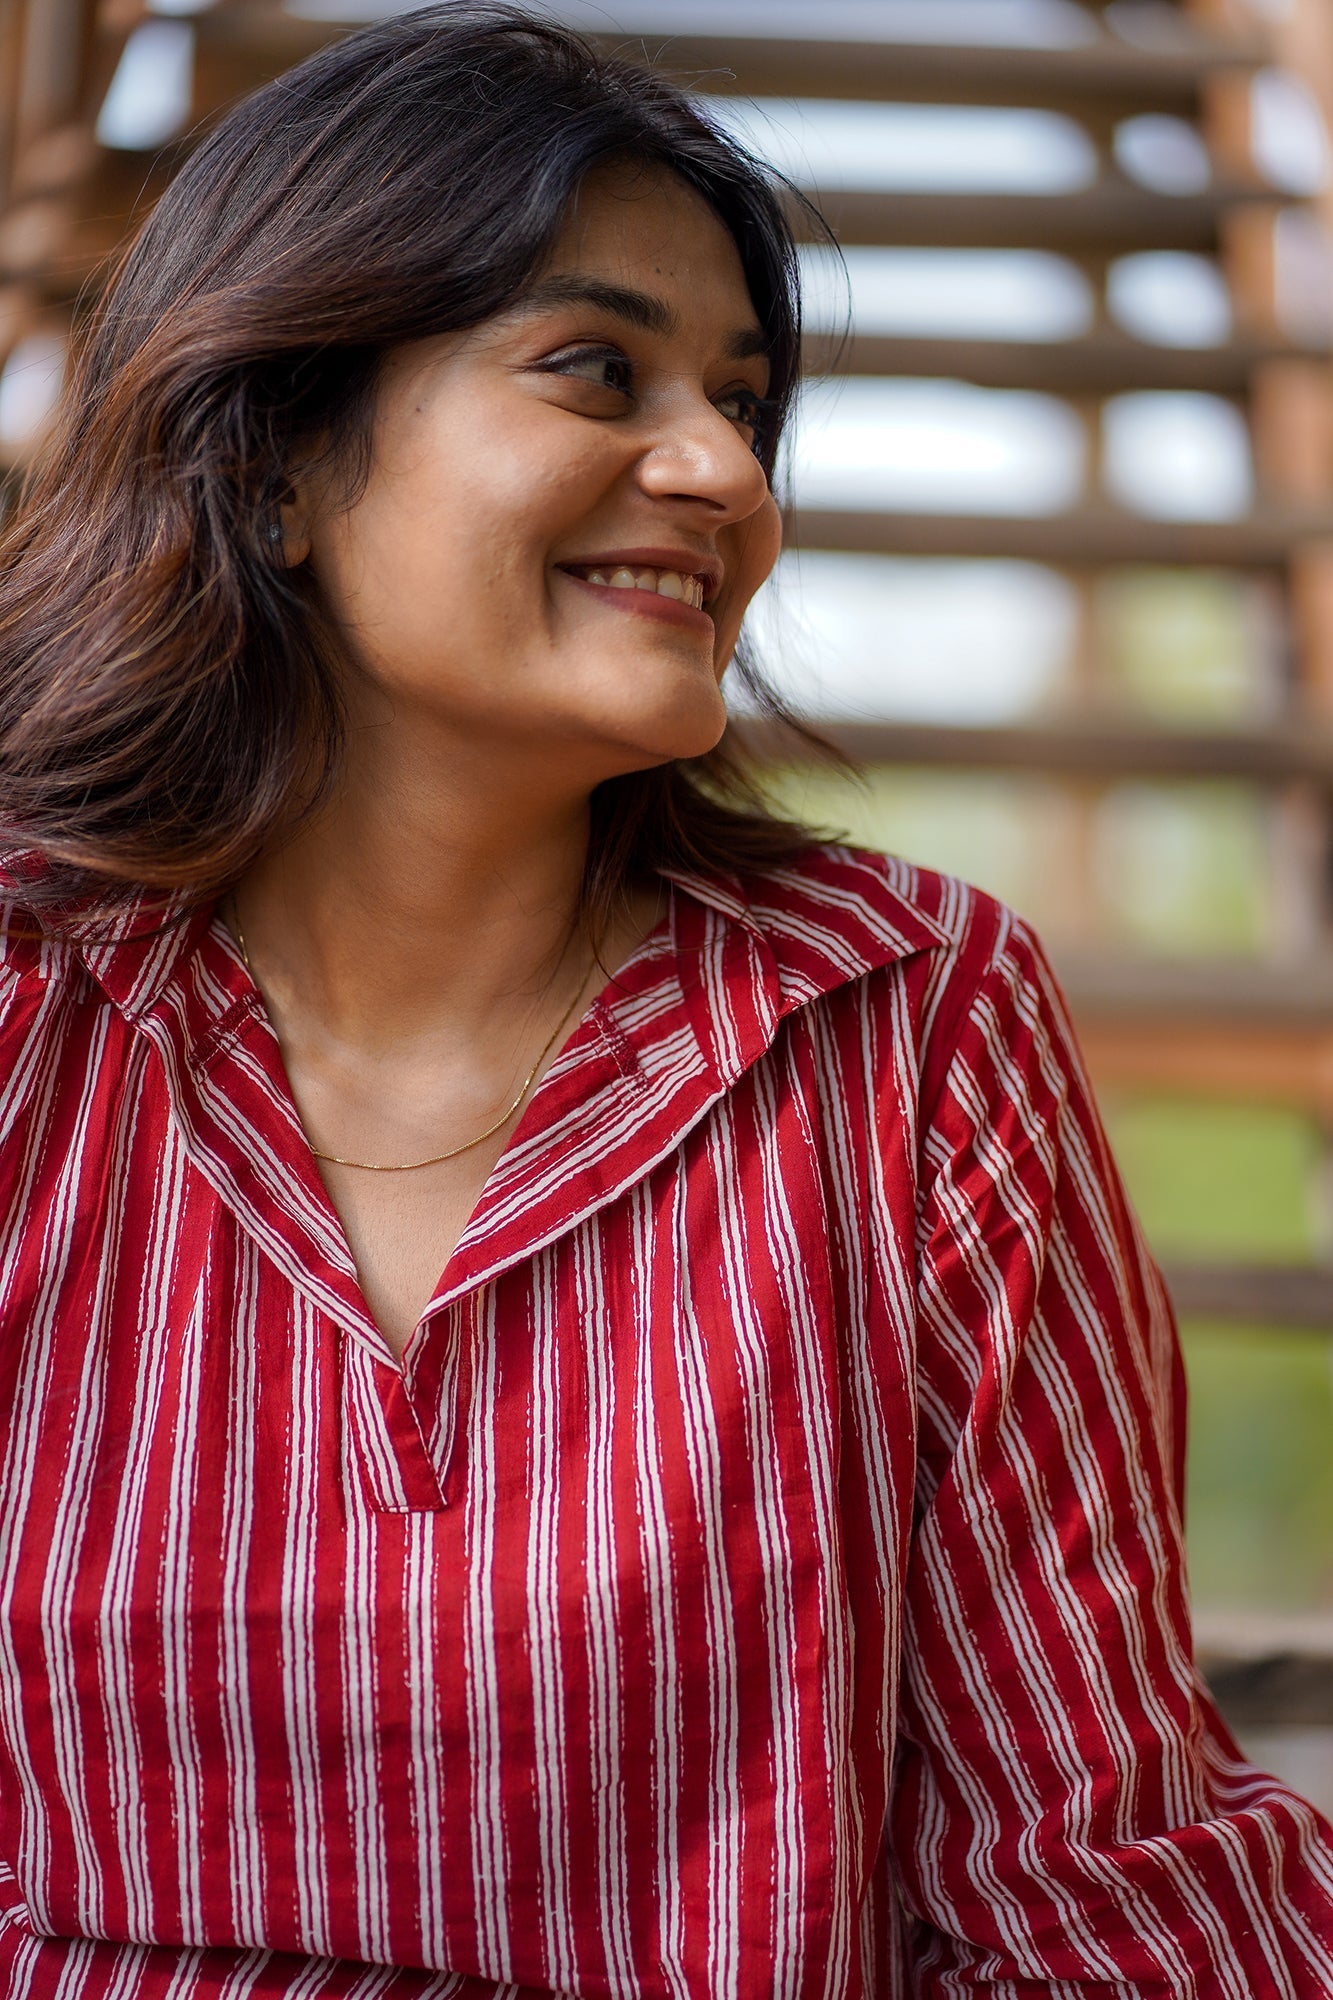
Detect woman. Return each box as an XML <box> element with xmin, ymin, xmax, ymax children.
<box><xmin>0</xmin><ymin>6</ymin><xmax>1327</xmax><ymax>1995</ymax></box>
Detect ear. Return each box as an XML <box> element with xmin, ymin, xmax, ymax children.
<box><xmin>271</xmin><ymin>479</ymin><xmax>314</xmax><ymax>567</ymax></box>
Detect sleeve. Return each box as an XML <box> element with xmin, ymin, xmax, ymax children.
<box><xmin>888</xmin><ymin>903</ymin><xmax>1333</xmax><ymax>1996</ymax></box>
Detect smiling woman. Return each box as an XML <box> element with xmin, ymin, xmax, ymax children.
<box><xmin>276</xmin><ymin>166</ymin><xmax>782</xmax><ymax>807</ymax></box>
<box><xmin>0</xmin><ymin>12</ymin><xmax>808</xmax><ymax>931</ymax></box>
<box><xmin>0</xmin><ymin>7</ymin><xmax>1330</xmax><ymax>2000</ymax></box>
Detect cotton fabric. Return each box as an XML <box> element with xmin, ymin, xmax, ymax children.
<box><xmin>0</xmin><ymin>843</ymin><xmax>1329</xmax><ymax>1999</ymax></box>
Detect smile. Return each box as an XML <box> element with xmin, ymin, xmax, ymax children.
<box><xmin>562</xmin><ymin>564</ymin><xmax>708</xmax><ymax>612</ymax></box>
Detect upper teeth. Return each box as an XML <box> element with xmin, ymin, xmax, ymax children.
<box><xmin>574</xmin><ymin>565</ymin><xmax>706</xmax><ymax>610</ymax></box>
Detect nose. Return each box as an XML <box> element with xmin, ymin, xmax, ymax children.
<box><xmin>635</xmin><ymin>387</ymin><xmax>772</xmax><ymax>522</ymax></box>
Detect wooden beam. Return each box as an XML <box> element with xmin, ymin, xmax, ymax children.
<box><xmin>803</xmin><ymin>330</ymin><xmax>1333</xmax><ymax>397</ymax></box>
<box><xmin>202</xmin><ymin>10</ymin><xmax>1272</xmax><ymax>113</ymax></box>
<box><xmin>1160</xmin><ymin>1262</ymin><xmax>1333</xmax><ymax>1329</ymax></box>
<box><xmin>1079</xmin><ymin>1018</ymin><xmax>1333</xmax><ymax>1118</ymax></box>
<box><xmin>1203</xmin><ymin>1652</ymin><xmax>1333</xmax><ymax>1728</ymax></box>
<box><xmin>595</xmin><ymin>27</ymin><xmax>1273</xmax><ymax>113</ymax></box>
<box><xmin>1059</xmin><ymin>953</ymin><xmax>1333</xmax><ymax>1025</ymax></box>
<box><xmin>1197</xmin><ymin>1610</ymin><xmax>1333</xmax><ymax>1727</ymax></box>
<box><xmin>793</xmin><ymin>182</ymin><xmax>1281</xmax><ymax>255</ymax></box>
<box><xmin>11</xmin><ymin>0</ymin><xmax>102</xmax><ymax>156</ymax></box>
<box><xmin>0</xmin><ymin>1</ymin><xmax>28</xmax><ymax>211</ymax></box>
<box><xmin>785</xmin><ymin>719</ymin><xmax>1333</xmax><ymax>788</ymax></box>
<box><xmin>789</xmin><ymin>505</ymin><xmax>1333</xmax><ymax>569</ymax></box>
<box><xmin>0</xmin><ymin>194</ymin><xmax>78</xmax><ymax>286</ymax></box>
<box><xmin>0</xmin><ymin>147</ymin><xmax>173</xmax><ymax>299</ymax></box>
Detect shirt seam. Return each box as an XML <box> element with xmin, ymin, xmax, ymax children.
<box><xmin>586</xmin><ymin>998</ymin><xmax>648</xmax><ymax>1091</ymax></box>
<box><xmin>187</xmin><ymin>991</ymin><xmax>263</xmax><ymax>1077</ymax></box>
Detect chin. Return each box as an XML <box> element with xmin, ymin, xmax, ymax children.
<box><xmin>622</xmin><ymin>694</ymin><xmax>729</xmax><ymax>767</ymax></box>
<box><xmin>583</xmin><ymin>671</ymin><xmax>728</xmax><ymax>769</ymax></box>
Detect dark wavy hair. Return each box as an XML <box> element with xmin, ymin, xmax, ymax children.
<box><xmin>0</xmin><ymin>1</ymin><xmax>832</xmax><ymax>931</ymax></box>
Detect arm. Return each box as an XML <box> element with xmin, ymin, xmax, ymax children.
<box><xmin>890</xmin><ymin>903</ymin><xmax>1333</xmax><ymax>1995</ymax></box>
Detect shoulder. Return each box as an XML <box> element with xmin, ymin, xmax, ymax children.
<box><xmin>0</xmin><ymin>897</ymin><xmax>95</xmax><ymax>1069</ymax></box>
<box><xmin>737</xmin><ymin>842</ymin><xmax>1082</xmax><ymax>1107</ymax></box>
<box><xmin>741</xmin><ymin>839</ymin><xmax>1046</xmax><ymax>1004</ymax></box>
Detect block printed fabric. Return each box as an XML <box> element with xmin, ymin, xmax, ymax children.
<box><xmin>0</xmin><ymin>845</ymin><xmax>1328</xmax><ymax>1997</ymax></box>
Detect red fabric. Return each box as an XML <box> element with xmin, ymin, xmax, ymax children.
<box><xmin>0</xmin><ymin>844</ymin><xmax>1328</xmax><ymax>1998</ymax></box>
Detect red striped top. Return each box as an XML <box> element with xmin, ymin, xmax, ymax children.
<box><xmin>0</xmin><ymin>842</ymin><xmax>1329</xmax><ymax>1999</ymax></box>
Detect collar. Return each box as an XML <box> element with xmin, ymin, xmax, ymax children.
<box><xmin>20</xmin><ymin>843</ymin><xmax>949</xmax><ymax>1363</ymax></box>
<box><xmin>53</xmin><ymin>842</ymin><xmax>948</xmax><ymax>1034</ymax></box>
<box><xmin>424</xmin><ymin>842</ymin><xmax>948</xmax><ymax>1315</ymax></box>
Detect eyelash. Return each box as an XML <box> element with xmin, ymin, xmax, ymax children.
<box><xmin>540</xmin><ymin>344</ymin><xmax>778</xmax><ymax>458</ymax></box>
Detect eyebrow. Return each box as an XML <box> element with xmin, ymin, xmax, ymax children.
<box><xmin>511</xmin><ymin>273</ymin><xmax>771</xmax><ymax>363</ymax></box>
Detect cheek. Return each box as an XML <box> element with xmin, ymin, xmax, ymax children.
<box><xmin>715</xmin><ymin>493</ymin><xmax>783</xmax><ymax>665</ymax></box>
<box><xmin>345</xmin><ymin>408</ymin><xmax>614</xmax><ymax>587</ymax></box>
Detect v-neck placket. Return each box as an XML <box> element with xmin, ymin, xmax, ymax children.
<box><xmin>86</xmin><ymin>893</ymin><xmax>758</xmax><ymax>1515</ymax></box>
<box><xmin>81</xmin><ymin>907</ymin><xmax>440</xmax><ymax>1509</ymax></box>
<box><xmin>75</xmin><ymin>865</ymin><xmax>944</xmax><ymax>1517</ymax></box>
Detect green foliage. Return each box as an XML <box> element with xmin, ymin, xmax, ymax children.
<box><xmin>763</xmin><ymin>762</ymin><xmax>1066</xmax><ymax>919</ymax></box>
<box><xmin>1178</xmin><ymin>1324</ymin><xmax>1333</xmax><ymax>1615</ymax></box>
<box><xmin>1103</xmin><ymin>1094</ymin><xmax>1333</xmax><ymax>1615</ymax></box>
<box><xmin>756</xmin><ymin>776</ymin><xmax>1333</xmax><ymax>1617</ymax></box>
<box><xmin>1102</xmin><ymin>1096</ymin><xmax>1323</xmax><ymax>1264</ymax></box>
<box><xmin>1092</xmin><ymin>780</ymin><xmax>1269</xmax><ymax>957</ymax></box>
<box><xmin>1097</xmin><ymin>568</ymin><xmax>1271</xmax><ymax>723</ymax></box>
<box><xmin>764</xmin><ymin>763</ymin><xmax>1271</xmax><ymax>955</ymax></box>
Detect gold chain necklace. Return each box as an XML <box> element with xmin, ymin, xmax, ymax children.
<box><xmin>228</xmin><ymin>901</ymin><xmax>590</xmax><ymax>1173</ymax></box>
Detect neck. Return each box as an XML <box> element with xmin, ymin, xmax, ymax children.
<box><xmin>233</xmin><ymin>736</ymin><xmax>604</xmax><ymax>1054</ymax></box>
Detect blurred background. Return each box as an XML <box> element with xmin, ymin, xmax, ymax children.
<box><xmin>1</xmin><ymin>0</ymin><xmax>1331</xmax><ymax>1803</ymax></box>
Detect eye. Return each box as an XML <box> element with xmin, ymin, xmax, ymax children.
<box><xmin>537</xmin><ymin>345</ymin><xmax>633</xmax><ymax>397</ymax></box>
<box><xmin>716</xmin><ymin>386</ymin><xmax>779</xmax><ymax>457</ymax></box>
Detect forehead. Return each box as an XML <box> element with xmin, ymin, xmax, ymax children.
<box><xmin>545</xmin><ymin>160</ymin><xmax>756</xmax><ymax>313</ymax></box>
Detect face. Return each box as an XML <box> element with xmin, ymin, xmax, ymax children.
<box><xmin>286</xmin><ymin>160</ymin><xmax>784</xmax><ymax>786</ymax></box>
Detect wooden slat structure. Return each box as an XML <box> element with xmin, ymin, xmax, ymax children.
<box><xmin>579</xmin><ymin>27</ymin><xmax>1268</xmax><ymax>112</ymax></box>
<box><xmin>791</xmin><ymin>501</ymin><xmax>1333</xmax><ymax>566</ymax></box>
<box><xmin>796</xmin><ymin>717</ymin><xmax>1333</xmax><ymax>786</ymax></box>
<box><xmin>1197</xmin><ymin>1610</ymin><xmax>1333</xmax><ymax>1726</ymax></box>
<box><xmin>804</xmin><ymin>328</ymin><xmax>1333</xmax><ymax>395</ymax></box>
<box><xmin>0</xmin><ymin>0</ymin><xmax>1331</xmax><ymax>1733</ymax></box>
<box><xmin>801</xmin><ymin>180</ymin><xmax>1282</xmax><ymax>252</ymax></box>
